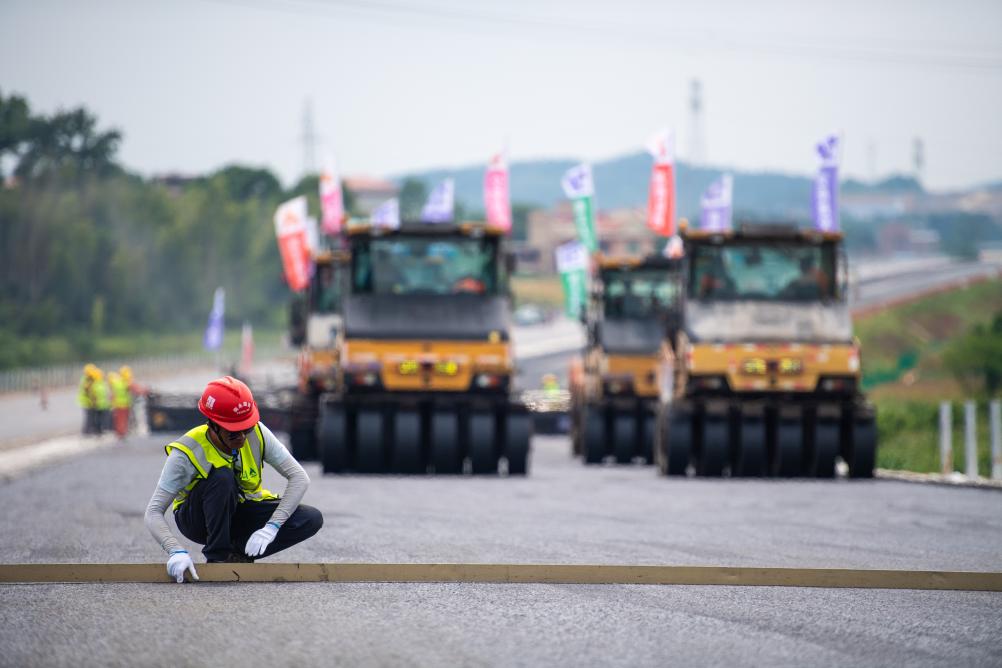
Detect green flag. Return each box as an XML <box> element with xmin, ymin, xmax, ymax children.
<box><xmin>555</xmin><ymin>240</ymin><xmax>589</xmax><ymax>319</ymax></box>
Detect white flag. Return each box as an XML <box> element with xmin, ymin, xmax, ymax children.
<box><xmin>646</xmin><ymin>128</ymin><xmax>675</xmax><ymax>166</ymax></box>
<box><xmin>554</xmin><ymin>240</ymin><xmax>589</xmax><ymax>273</ymax></box>
<box><xmin>560</xmin><ymin>163</ymin><xmax>594</xmax><ymax>199</ymax></box>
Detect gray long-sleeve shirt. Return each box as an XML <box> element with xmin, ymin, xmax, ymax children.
<box><xmin>144</xmin><ymin>423</ymin><xmax>310</xmax><ymax>555</ymax></box>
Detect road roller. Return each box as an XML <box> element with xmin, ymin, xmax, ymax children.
<box><xmin>315</xmin><ymin>221</ymin><xmax>531</xmax><ymax>475</ymax></box>
<box><xmin>570</xmin><ymin>253</ymin><xmax>683</xmax><ymax>464</ymax></box>
<box><xmin>655</xmin><ymin>223</ymin><xmax>876</xmax><ymax>478</ymax></box>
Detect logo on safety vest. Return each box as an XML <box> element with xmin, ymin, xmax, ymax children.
<box><xmin>206</xmin><ymin>396</ymin><xmax>216</xmax><ymax>410</ymax></box>
<box><xmin>233</xmin><ymin>401</ymin><xmax>252</xmax><ymax>414</ymax></box>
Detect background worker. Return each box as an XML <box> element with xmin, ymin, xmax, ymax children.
<box><xmin>77</xmin><ymin>364</ymin><xmax>98</xmax><ymax>435</ymax></box>
<box><xmin>119</xmin><ymin>365</ymin><xmax>141</xmax><ymax>431</ymax></box>
<box><xmin>108</xmin><ymin>370</ymin><xmax>130</xmax><ymax>438</ymax></box>
<box><xmin>92</xmin><ymin>368</ymin><xmax>111</xmax><ymax>435</ymax></box>
<box><xmin>144</xmin><ymin>376</ymin><xmax>323</xmax><ymax>583</ymax></box>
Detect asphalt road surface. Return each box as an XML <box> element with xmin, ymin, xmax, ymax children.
<box><xmin>1</xmin><ymin>434</ymin><xmax>1000</xmax><ymax>666</ymax></box>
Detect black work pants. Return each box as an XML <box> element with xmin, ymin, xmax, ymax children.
<box><xmin>174</xmin><ymin>466</ymin><xmax>323</xmax><ymax>562</ymax></box>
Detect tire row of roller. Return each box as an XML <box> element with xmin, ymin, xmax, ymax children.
<box><xmin>654</xmin><ymin>400</ymin><xmax>876</xmax><ymax>478</ymax></box>
<box><xmin>313</xmin><ymin>399</ymin><xmax>532</xmax><ymax>476</ymax></box>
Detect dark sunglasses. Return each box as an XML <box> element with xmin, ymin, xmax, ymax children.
<box><xmin>211</xmin><ymin>422</ymin><xmax>254</xmax><ymax>439</ymax></box>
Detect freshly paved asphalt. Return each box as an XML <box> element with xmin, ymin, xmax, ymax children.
<box><xmin>1</xmin><ymin>434</ymin><xmax>1000</xmax><ymax>666</ymax></box>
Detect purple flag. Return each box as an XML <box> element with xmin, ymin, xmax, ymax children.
<box><xmin>371</xmin><ymin>198</ymin><xmax>400</xmax><ymax>230</ymax></box>
<box><xmin>812</xmin><ymin>135</ymin><xmax>839</xmax><ymax>232</ymax></box>
<box><xmin>420</xmin><ymin>178</ymin><xmax>455</xmax><ymax>223</ymax></box>
<box><xmin>203</xmin><ymin>287</ymin><xmax>225</xmax><ymax>351</ymax></box>
<box><xmin>700</xmin><ymin>174</ymin><xmax>733</xmax><ymax>232</ymax></box>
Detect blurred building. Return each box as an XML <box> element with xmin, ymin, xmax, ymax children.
<box><xmin>343</xmin><ymin>176</ymin><xmax>399</xmax><ymax>216</ymax></box>
<box><xmin>524</xmin><ymin>203</ymin><xmax>656</xmax><ymax>273</ymax></box>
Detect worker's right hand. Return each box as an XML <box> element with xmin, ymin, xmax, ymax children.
<box><xmin>166</xmin><ymin>550</ymin><xmax>199</xmax><ymax>583</ymax></box>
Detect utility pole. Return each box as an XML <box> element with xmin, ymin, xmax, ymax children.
<box><xmin>687</xmin><ymin>79</ymin><xmax>705</xmax><ymax>166</ymax></box>
<box><xmin>301</xmin><ymin>98</ymin><xmax>317</xmax><ymax>177</ymax></box>
<box><xmin>912</xmin><ymin>137</ymin><xmax>924</xmax><ymax>184</ymax></box>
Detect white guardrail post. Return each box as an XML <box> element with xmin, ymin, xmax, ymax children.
<box><xmin>991</xmin><ymin>399</ymin><xmax>1002</xmax><ymax>481</ymax></box>
<box><xmin>964</xmin><ymin>400</ymin><xmax>978</xmax><ymax>478</ymax></box>
<box><xmin>939</xmin><ymin>401</ymin><xmax>953</xmax><ymax>475</ymax></box>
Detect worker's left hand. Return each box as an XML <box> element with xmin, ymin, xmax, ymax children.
<box><xmin>245</xmin><ymin>522</ymin><xmax>280</xmax><ymax>557</ymax></box>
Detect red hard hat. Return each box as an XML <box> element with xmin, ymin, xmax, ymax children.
<box><xmin>197</xmin><ymin>376</ymin><xmax>260</xmax><ymax>431</ymax></box>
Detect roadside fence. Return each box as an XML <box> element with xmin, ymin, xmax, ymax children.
<box><xmin>938</xmin><ymin>399</ymin><xmax>1002</xmax><ymax>481</ymax></box>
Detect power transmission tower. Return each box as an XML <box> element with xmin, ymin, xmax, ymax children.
<box><xmin>687</xmin><ymin>79</ymin><xmax>706</xmax><ymax>166</ymax></box>
<box><xmin>301</xmin><ymin>98</ymin><xmax>317</xmax><ymax>177</ymax></box>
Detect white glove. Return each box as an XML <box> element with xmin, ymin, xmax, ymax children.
<box><xmin>166</xmin><ymin>550</ymin><xmax>199</xmax><ymax>583</ymax></box>
<box><xmin>245</xmin><ymin>522</ymin><xmax>280</xmax><ymax>557</ymax></box>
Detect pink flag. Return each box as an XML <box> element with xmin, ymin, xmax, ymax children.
<box><xmin>319</xmin><ymin>158</ymin><xmax>344</xmax><ymax>235</ymax></box>
<box><xmin>274</xmin><ymin>196</ymin><xmax>311</xmax><ymax>292</ymax></box>
<box><xmin>484</xmin><ymin>152</ymin><xmax>511</xmax><ymax>232</ymax></box>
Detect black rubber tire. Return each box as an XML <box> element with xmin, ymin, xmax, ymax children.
<box><xmin>773</xmin><ymin>419</ymin><xmax>803</xmax><ymax>477</ymax></box>
<box><xmin>698</xmin><ymin>417</ymin><xmax>727</xmax><ymax>477</ymax></box>
<box><xmin>570</xmin><ymin>403</ymin><xmax>583</xmax><ymax>457</ymax></box>
<box><xmin>355</xmin><ymin>410</ymin><xmax>385</xmax><ymax>473</ymax></box>
<box><xmin>505</xmin><ymin>413</ymin><xmax>531</xmax><ymax>476</ymax></box>
<box><xmin>319</xmin><ymin>404</ymin><xmax>348</xmax><ymax>474</ymax></box>
<box><xmin>847</xmin><ymin>417</ymin><xmax>877</xmax><ymax>479</ymax></box>
<box><xmin>612</xmin><ymin>414</ymin><xmax>635</xmax><ymax>464</ymax></box>
<box><xmin>641</xmin><ymin>414</ymin><xmax>655</xmax><ymax>465</ymax></box>
<box><xmin>469</xmin><ymin>412</ymin><xmax>497</xmax><ymax>475</ymax></box>
<box><xmin>660</xmin><ymin>407</ymin><xmax>691</xmax><ymax>476</ymax></box>
<box><xmin>583</xmin><ymin>407</ymin><xmax>606</xmax><ymax>465</ymax></box>
<box><xmin>811</xmin><ymin>421</ymin><xmax>839</xmax><ymax>478</ymax></box>
<box><xmin>290</xmin><ymin>425</ymin><xmax>317</xmax><ymax>462</ymax></box>
<box><xmin>734</xmin><ymin>417</ymin><xmax>767</xmax><ymax>477</ymax></box>
<box><xmin>390</xmin><ymin>410</ymin><xmax>423</xmax><ymax>474</ymax></box>
<box><xmin>431</xmin><ymin>411</ymin><xmax>461</xmax><ymax>474</ymax></box>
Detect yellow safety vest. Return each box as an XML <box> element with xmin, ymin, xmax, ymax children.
<box><xmin>77</xmin><ymin>376</ymin><xmax>94</xmax><ymax>409</ymax></box>
<box><xmin>92</xmin><ymin>378</ymin><xmax>111</xmax><ymax>410</ymax></box>
<box><xmin>165</xmin><ymin>424</ymin><xmax>278</xmax><ymax>511</ymax></box>
<box><xmin>109</xmin><ymin>375</ymin><xmax>131</xmax><ymax>409</ymax></box>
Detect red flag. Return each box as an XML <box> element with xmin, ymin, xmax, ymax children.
<box><xmin>646</xmin><ymin>163</ymin><xmax>675</xmax><ymax>237</ymax></box>
<box><xmin>274</xmin><ymin>196</ymin><xmax>311</xmax><ymax>292</ymax></box>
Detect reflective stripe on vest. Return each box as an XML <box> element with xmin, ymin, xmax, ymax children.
<box><xmin>165</xmin><ymin>423</ymin><xmax>278</xmax><ymax>511</ymax></box>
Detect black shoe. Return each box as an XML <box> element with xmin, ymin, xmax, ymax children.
<box><xmin>207</xmin><ymin>553</ymin><xmax>255</xmax><ymax>564</ymax></box>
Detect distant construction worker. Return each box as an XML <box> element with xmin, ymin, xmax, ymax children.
<box><xmin>77</xmin><ymin>364</ymin><xmax>99</xmax><ymax>435</ymax></box>
<box><xmin>108</xmin><ymin>371</ymin><xmax>130</xmax><ymax>438</ymax></box>
<box><xmin>92</xmin><ymin>368</ymin><xmax>111</xmax><ymax>435</ymax></box>
<box><xmin>542</xmin><ymin>373</ymin><xmax>561</xmax><ymax>397</ymax></box>
<box><xmin>144</xmin><ymin>376</ymin><xmax>323</xmax><ymax>583</ymax></box>
<box><xmin>119</xmin><ymin>366</ymin><xmax>142</xmax><ymax>431</ymax></box>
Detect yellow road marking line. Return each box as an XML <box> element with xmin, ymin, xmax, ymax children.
<box><xmin>1</xmin><ymin>563</ymin><xmax>1000</xmax><ymax>590</ymax></box>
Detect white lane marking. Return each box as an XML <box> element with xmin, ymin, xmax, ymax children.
<box><xmin>0</xmin><ymin>434</ymin><xmax>119</xmax><ymax>481</ymax></box>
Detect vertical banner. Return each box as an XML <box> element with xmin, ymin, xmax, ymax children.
<box><xmin>421</xmin><ymin>178</ymin><xmax>455</xmax><ymax>223</ymax></box>
<box><xmin>319</xmin><ymin>157</ymin><xmax>345</xmax><ymax>235</ymax></box>
<box><xmin>700</xmin><ymin>174</ymin><xmax>733</xmax><ymax>232</ymax></box>
<box><xmin>371</xmin><ymin>198</ymin><xmax>400</xmax><ymax>230</ymax></box>
<box><xmin>203</xmin><ymin>287</ymin><xmax>225</xmax><ymax>351</ymax></box>
<box><xmin>561</xmin><ymin>163</ymin><xmax>597</xmax><ymax>252</ymax></box>
<box><xmin>484</xmin><ymin>152</ymin><xmax>511</xmax><ymax>232</ymax></box>
<box><xmin>240</xmin><ymin>321</ymin><xmax>254</xmax><ymax>375</ymax></box>
<box><xmin>646</xmin><ymin>129</ymin><xmax>676</xmax><ymax>237</ymax></box>
<box><xmin>813</xmin><ymin>135</ymin><xmax>840</xmax><ymax>232</ymax></box>
<box><xmin>555</xmin><ymin>240</ymin><xmax>589</xmax><ymax>319</ymax></box>
<box><xmin>274</xmin><ymin>196</ymin><xmax>311</xmax><ymax>292</ymax></box>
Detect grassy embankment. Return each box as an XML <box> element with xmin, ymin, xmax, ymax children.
<box><xmin>856</xmin><ymin>278</ymin><xmax>1002</xmax><ymax>474</ymax></box>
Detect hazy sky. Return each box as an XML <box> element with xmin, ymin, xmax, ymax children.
<box><xmin>2</xmin><ymin>0</ymin><xmax>1001</xmax><ymax>191</ymax></box>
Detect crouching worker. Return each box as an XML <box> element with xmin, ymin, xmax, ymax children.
<box><xmin>144</xmin><ymin>376</ymin><xmax>323</xmax><ymax>583</ymax></box>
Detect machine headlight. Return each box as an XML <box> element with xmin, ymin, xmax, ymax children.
<box><xmin>742</xmin><ymin>358</ymin><xmax>767</xmax><ymax>375</ymax></box>
<box><xmin>778</xmin><ymin>358</ymin><xmax>803</xmax><ymax>375</ymax></box>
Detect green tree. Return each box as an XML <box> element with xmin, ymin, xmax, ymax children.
<box><xmin>943</xmin><ymin>312</ymin><xmax>1002</xmax><ymax>397</ymax></box>
<box><xmin>399</xmin><ymin>178</ymin><xmax>427</xmax><ymax>221</ymax></box>
<box><xmin>0</xmin><ymin>89</ymin><xmax>32</xmax><ymax>178</ymax></box>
